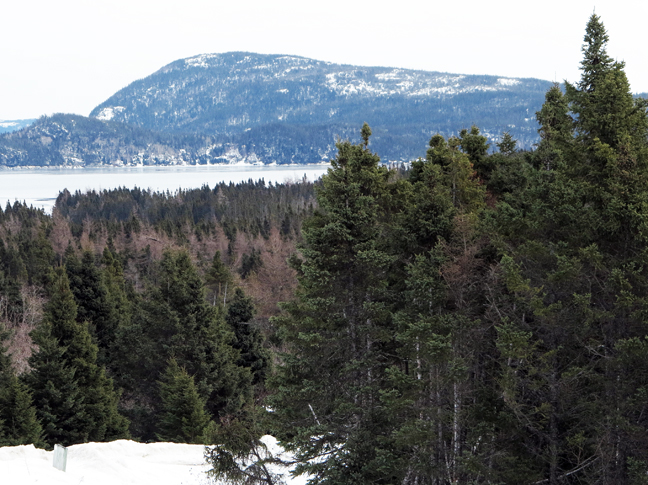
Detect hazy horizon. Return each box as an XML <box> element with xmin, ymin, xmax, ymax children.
<box><xmin>2</xmin><ymin>0</ymin><xmax>646</xmax><ymax>120</ymax></box>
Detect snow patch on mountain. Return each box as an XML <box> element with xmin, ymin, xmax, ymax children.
<box><xmin>96</xmin><ymin>106</ymin><xmax>126</xmax><ymax>121</ymax></box>
<box><xmin>498</xmin><ymin>77</ymin><xmax>521</xmax><ymax>86</ymax></box>
<box><xmin>185</xmin><ymin>54</ymin><xmax>222</xmax><ymax>69</ymax></box>
<box><xmin>324</xmin><ymin>68</ymin><xmax>514</xmax><ymax>98</ymax></box>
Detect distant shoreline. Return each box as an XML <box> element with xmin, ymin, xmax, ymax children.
<box><xmin>0</xmin><ymin>161</ymin><xmax>332</xmax><ymax>171</ymax></box>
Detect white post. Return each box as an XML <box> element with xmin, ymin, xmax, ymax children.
<box><xmin>53</xmin><ymin>444</ymin><xmax>68</xmax><ymax>472</ymax></box>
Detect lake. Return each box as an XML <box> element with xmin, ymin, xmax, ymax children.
<box><xmin>0</xmin><ymin>164</ymin><xmax>330</xmax><ymax>213</ymax></box>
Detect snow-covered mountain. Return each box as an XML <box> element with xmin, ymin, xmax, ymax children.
<box><xmin>0</xmin><ymin>113</ymin><xmax>345</xmax><ymax>167</ymax></box>
<box><xmin>0</xmin><ymin>114</ymin><xmax>244</xmax><ymax>168</ymax></box>
<box><xmin>90</xmin><ymin>52</ymin><xmax>553</xmax><ymax>157</ymax></box>
<box><xmin>0</xmin><ymin>53</ymin><xmax>556</xmax><ymax>167</ymax></box>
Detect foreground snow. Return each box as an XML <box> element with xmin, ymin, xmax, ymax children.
<box><xmin>0</xmin><ymin>438</ymin><xmax>306</xmax><ymax>485</ymax></box>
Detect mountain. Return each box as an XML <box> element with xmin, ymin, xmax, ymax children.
<box><xmin>0</xmin><ymin>112</ymin><xmax>345</xmax><ymax>167</ymax></box>
<box><xmin>90</xmin><ymin>52</ymin><xmax>554</xmax><ymax>160</ymax></box>
<box><xmin>0</xmin><ymin>119</ymin><xmax>36</xmax><ymax>134</ymax></box>
<box><xmin>0</xmin><ymin>53</ymin><xmax>559</xmax><ymax>167</ymax></box>
<box><xmin>0</xmin><ymin>113</ymin><xmax>259</xmax><ymax>167</ymax></box>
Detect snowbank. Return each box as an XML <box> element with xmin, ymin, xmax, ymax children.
<box><xmin>0</xmin><ymin>438</ymin><xmax>309</xmax><ymax>485</ymax></box>
<box><xmin>0</xmin><ymin>440</ymin><xmax>212</xmax><ymax>485</ymax></box>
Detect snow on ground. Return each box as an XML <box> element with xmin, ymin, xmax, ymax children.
<box><xmin>0</xmin><ymin>438</ymin><xmax>307</xmax><ymax>485</ymax></box>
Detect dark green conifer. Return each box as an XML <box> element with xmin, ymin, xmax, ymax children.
<box><xmin>156</xmin><ymin>251</ymin><xmax>251</xmax><ymax>416</ymax></box>
<box><xmin>270</xmin><ymin>127</ymin><xmax>406</xmax><ymax>483</ymax></box>
<box><xmin>226</xmin><ymin>288</ymin><xmax>269</xmax><ymax>387</ymax></box>
<box><xmin>238</xmin><ymin>249</ymin><xmax>263</xmax><ymax>280</ymax></box>
<box><xmin>0</xmin><ymin>323</ymin><xmax>43</xmax><ymax>446</ymax></box>
<box><xmin>115</xmin><ymin>250</ymin><xmax>251</xmax><ymax>440</ymax></box>
<box><xmin>24</xmin><ymin>320</ymin><xmax>89</xmax><ymax>447</ymax></box>
<box><xmin>24</xmin><ymin>268</ymin><xmax>129</xmax><ymax>446</ymax></box>
<box><xmin>66</xmin><ymin>248</ymin><xmax>119</xmax><ymax>363</ymax></box>
<box><xmin>497</xmin><ymin>131</ymin><xmax>517</xmax><ymax>156</ymax></box>
<box><xmin>486</xmin><ymin>14</ymin><xmax>648</xmax><ymax>482</ymax></box>
<box><xmin>100</xmin><ymin>247</ymin><xmax>132</xmax><ymax>366</ymax></box>
<box><xmin>533</xmin><ymin>83</ymin><xmax>573</xmax><ymax>171</ymax></box>
<box><xmin>459</xmin><ymin>125</ymin><xmax>491</xmax><ymax>178</ymax></box>
<box><xmin>157</xmin><ymin>359</ymin><xmax>210</xmax><ymax>443</ymax></box>
<box><xmin>361</xmin><ymin>122</ymin><xmax>372</xmax><ymax>148</ymax></box>
<box><xmin>425</xmin><ymin>134</ymin><xmax>485</xmax><ymax>211</ymax></box>
<box><xmin>0</xmin><ymin>374</ymin><xmax>43</xmax><ymax>446</ymax></box>
<box><xmin>206</xmin><ymin>250</ymin><xmax>233</xmax><ymax>306</ymax></box>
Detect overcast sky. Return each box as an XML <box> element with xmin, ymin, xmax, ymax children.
<box><xmin>2</xmin><ymin>0</ymin><xmax>646</xmax><ymax>120</ymax></box>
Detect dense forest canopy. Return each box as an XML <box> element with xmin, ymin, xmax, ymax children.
<box><xmin>2</xmin><ymin>14</ymin><xmax>648</xmax><ymax>485</ymax></box>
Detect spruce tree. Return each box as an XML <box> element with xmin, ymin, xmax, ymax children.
<box><xmin>226</xmin><ymin>288</ymin><xmax>270</xmax><ymax>387</ymax></box>
<box><xmin>486</xmin><ymin>14</ymin><xmax>648</xmax><ymax>482</ymax></box>
<box><xmin>533</xmin><ymin>83</ymin><xmax>573</xmax><ymax>172</ymax></box>
<box><xmin>24</xmin><ymin>320</ymin><xmax>89</xmax><ymax>447</ymax></box>
<box><xmin>24</xmin><ymin>268</ymin><xmax>129</xmax><ymax>446</ymax></box>
<box><xmin>0</xmin><ymin>322</ymin><xmax>42</xmax><ymax>446</ymax></box>
<box><xmin>100</xmin><ymin>247</ymin><xmax>133</xmax><ymax>367</ymax></box>
<box><xmin>206</xmin><ymin>250</ymin><xmax>233</xmax><ymax>306</ymax></box>
<box><xmin>387</xmin><ymin>132</ymin><xmax>493</xmax><ymax>483</ymax></box>
<box><xmin>66</xmin><ymin>248</ymin><xmax>119</xmax><ymax>364</ymax></box>
<box><xmin>206</xmin><ymin>405</ymin><xmax>286</xmax><ymax>485</ymax></box>
<box><xmin>0</xmin><ymin>374</ymin><xmax>43</xmax><ymax>446</ymax></box>
<box><xmin>114</xmin><ymin>250</ymin><xmax>251</xmax><ymax>439</ymax></box>
<box><xmin>425</xmin><ymin>134</ymin><xmax>485</xmax><ymax>212</ymax></box>
<box><xmin>155</xmin><ymin>250</ymin><xmax>251</xmax><ymax>417</ymax></box>
<box><xmin>157</xmin><ymin>359</ymin><xmax>210</xmax><ymax>443</ymax></box>
<box><xmin>270</xmin><ymin>128</ymin><xmax>406</xmax><ymax>483</ymax></box>
<box><xmin>459</xmin><ymin>125</ymin><xmax>491</xmax><ymax>179</ymax></box>
<box><xmin>496</xmin><ymin>131</ymin><xmax>517</xmax><ymax>156</ymax></box>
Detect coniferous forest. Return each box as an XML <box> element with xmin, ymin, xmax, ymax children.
<box><xmin>2</xmin><ymin>14</ymin><xmax>648</xmax><ymax>484</ymax></box>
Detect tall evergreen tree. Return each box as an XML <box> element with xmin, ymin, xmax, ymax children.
<box><xmin>226</xmin><ymin>288</ymin><xmax>270</xmax><ymax>387</ymax></box>
<box><xmin>65</xmin><ymin>248</ymin><xmax>120</xmax><ymax>364</ymax></box>
<box><xmin>206</xmin><ymin>250</ymin><xmax>233</xmax><ymax>306</ymax></box>
<box><xmin>24</xmin><ymin>320</ymin><xmax>89</xmax><ymax>447</ymax></box>
<box><xmin>0</xmin><ymin>373</ymin><xmax>43</xmax><ymax>446</ymax></box>
<box><xmin>425</xmin><ymin>134</ymin><xmax>485</xmax><ymax>212</ymax></box>
<box><xmin>533</xmin><ymin>83</ymin><xmax>574</xmax><ymax>172</ymax></box>
<box><xmin>0</xmin><ymin>322</ymin><xmax>43</xmax><ymax>446</ymax></box>
<box><xmin>155</xmin><ymin>251</ymin><xmax>251</xmax><ymax>417</ymax></box>
<box><xmin>270</xmin><ymin>128</ymin><xmax>406</xmax><ymax>483</ymax></box>
<box><xmin>100</xmin><ymin>247</ymin><xmax>133</xmax><ymax>367</ymax></box>
<box><xmin>486</xmin><ymin>14</ymin><xmax>648</xmax><ymax>483</ymax></box>
<box><xmin>459</xmin><ymin>125</ymin><xmax>491</xmax><ymax>179</ymax></box>
<box><xmin>386</xmin><ymin>132</ymin><xmax>494</xmax><ymax>483</ymax></box>
<box><xmin>157</xmin><ymin>359</ymin><xmax>210</xmax><ymax>443</ymax></box>
<box><xmin>24</xmin><ymin>268</ymin><xmax>129</xmax><ymax>446</ymax></box>
<box><xmin>114</xmin><ymin>250</ymin><xmax>251</xmax><ymax>439</ymax></box>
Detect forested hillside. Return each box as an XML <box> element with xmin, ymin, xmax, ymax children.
<box><xmin>0</xmin><ymin>178</ymin><xmax>317</xmax><ymax>443</ymax></box>
<box><xmin>91</xmin><ymin>51</ymin><xmax>551</xmax><ymax>160</ymax></box>
<box><xmin>0</xmin><ymin>53</ymin><xmax>555</xmax><ymax>168</ymax></box>
<box><xmin>2</xmin><ymin>14</ymin><xmax>648</xmax><ymax>485</ymax></box>
<box><xmin>0</xmin><ymin>114</ymin><xmax>232</xmax><ymax>167</ymax></box>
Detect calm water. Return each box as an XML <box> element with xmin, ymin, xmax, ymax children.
<box><xmin>0</xmin><ymin>164</ymin><xmax>329</xmax><ymax>213</ymax></box>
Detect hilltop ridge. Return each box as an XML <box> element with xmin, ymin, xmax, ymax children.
<box><xmin>0</xmin><ymin>52</ymin><xmax>557</xmax><ymax>167</ymax></box>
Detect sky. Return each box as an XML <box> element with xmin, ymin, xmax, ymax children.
<box><xmin>2</xmin><ymin>0</ymin><xmax>646</xmax><ymax>120</ymax></box>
